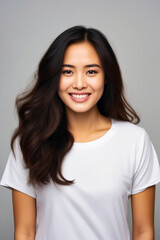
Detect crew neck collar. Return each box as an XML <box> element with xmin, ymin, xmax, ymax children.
<box><xmin>73</xmin><ymin>118</ymin><xmax>117</xmax><ymax>149</ymax></box>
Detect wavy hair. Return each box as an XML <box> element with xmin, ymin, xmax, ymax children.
<box><xmin>11</xmin><ymin>25</ymin><xmax>140</xmax><ymax>186</ymax></box>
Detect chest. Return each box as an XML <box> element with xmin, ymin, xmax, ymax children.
<box><xmin>64</xmin><ymin>145</ymin><xmax>134</xmax><ymax>195</ymax></box>
<box><xmin>36</xmin><ymin>142</ymin><xmax>135</xmax><ymax>206</ymax></box>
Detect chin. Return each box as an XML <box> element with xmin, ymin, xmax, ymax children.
<box><xmin>67</xmin><ymin>106</ymin><xmax>96</xmax><ymax>114</ymax></box>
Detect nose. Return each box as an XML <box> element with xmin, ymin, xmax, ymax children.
<box><xmin>72</xmin><ymin>73</ymin><xmax>87</xmax><ymax>89</ymax></box>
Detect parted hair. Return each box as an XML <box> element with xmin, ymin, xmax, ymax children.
<box><xmin>11</xmin><ymin>25</ymin><xmax>140</xmax><ymax>186</ymax></box>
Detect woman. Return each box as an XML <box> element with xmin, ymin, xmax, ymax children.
<box><xmin>1</xmin><ymin>25</ymin><xmax>160</xmax><ymax>240</ymax></box>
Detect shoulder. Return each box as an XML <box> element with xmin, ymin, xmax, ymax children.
<box><xmin>113</xmin><ymin>119</ymin><xmax>149</xmax><ymax>142</ymax></box>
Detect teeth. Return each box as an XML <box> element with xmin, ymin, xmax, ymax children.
<box><xmin>71</xmin><ymin>94</ymin><xmax>89</xmax><ymax>99</ymax></box>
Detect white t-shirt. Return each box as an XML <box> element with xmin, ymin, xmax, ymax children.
<box><xmin>1</xmin><ymin>118</ymin><xmax>160</xmax><ymax>240</ymax></box>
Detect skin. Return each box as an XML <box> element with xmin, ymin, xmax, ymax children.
<box><xmin>131</xmin><ymin>185</ymin><xmax>155</xmax><ymax>239</ymax></box>
<box><xmin>58</xmin><ymin>41</ymin><xmax>111</xmax><ymax>142</ymax></box>
<box><xmin>12</xmin><ymin>190</ymin><xmax>36</xmax><ymax>240</ymax></box>
<box><xmin>12</xmin><ymin>41</ymin><xmax>155</xmax><ymax>239</ymax></box>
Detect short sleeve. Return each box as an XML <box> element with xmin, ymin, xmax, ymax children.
<box><xmin>131</xmin><ymin>129</ymin><xmax>160</xmax><ymax>195</ymax></box>
<box><xmin>0</xmin><ymin>138</ymin><xmax>36</xmax><ymax>198</ymax></box>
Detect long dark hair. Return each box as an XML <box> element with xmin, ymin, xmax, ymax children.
<box><xmin>11</xmin><ymin>25</ymin><xmax>140</xmax><ymax>186</ymax></box>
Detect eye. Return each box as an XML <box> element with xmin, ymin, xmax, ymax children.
<box><xmin>87</xmin><ymin>70</ymin><xmax>98</xmax><ymax>75</ymax></box>
<box><xmin>62</xmin><ymin>70</ymin><xmax>73</xmax><ymax>75</ymax></box>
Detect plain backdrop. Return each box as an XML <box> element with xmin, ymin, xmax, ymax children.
<box><xmin>0</xmin><ymin>0</ymin><xmax>160</xmax><ymax>239</ymax></box>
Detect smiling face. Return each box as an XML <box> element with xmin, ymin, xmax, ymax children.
<box><xmin>58</xmin><ymin>41</ymin><xmax>105</xmax><ymax>115</ymax></box>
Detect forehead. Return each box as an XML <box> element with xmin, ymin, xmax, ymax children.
<box><xmin>63</xmin><ymin>42</ymin><xmax>102</xmax><ymax>65</ymax></box>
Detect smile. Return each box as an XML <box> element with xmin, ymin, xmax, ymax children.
<box><xmin>70</xmin><ymin>94</ymin><xmax>89</xmax><ymax>99</ymax></box>
<box><xmin>69</xmin><ymin>93</ymin><xmax>91</xmax><ymax>102</ymax></box>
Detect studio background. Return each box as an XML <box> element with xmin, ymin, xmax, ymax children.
<box><xmin>0</xmin><ymin>0</ymin><xmax>160</xmax><ymax>239</ymax></box>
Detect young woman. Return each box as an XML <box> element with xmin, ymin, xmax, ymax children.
<box><xmin>1</xmin><ymin>25</ymin><xmax>160</xmax><ymax>240</ymax></box>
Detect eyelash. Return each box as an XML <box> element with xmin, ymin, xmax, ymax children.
<box><xmin>62</xmin><ymin>70</ymin><xmax>72</xmax><ymax>74</ymax></box>
<box><xmin>87</xmin><ymin>70</ymin><xmax>98</xmax><ymax>74</ymax></box>
<box><xmin>62</xmin><ymin>70</ymin><xmax>98</xmax><ymax>75</ymax></box>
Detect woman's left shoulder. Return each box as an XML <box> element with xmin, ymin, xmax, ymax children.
<box><xmin>113</xmin><ymin>119</ymin><xmax>148</xmax><ymax>139</ymax></box>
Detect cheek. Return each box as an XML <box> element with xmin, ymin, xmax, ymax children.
<box><xmin>58</xmin><ymin>77</ymin><xmax>69</xmax><ymax>91</ymax></box>
<box><xmin>89</xmin><ymin>76</ymin><xmax>105</xmax><ymax>91</ymax></box>
<box><xmin>58</xmin><ymin>77</ymin><xmax>71</xmax><ymax>102</ymax></box>
<box><xmin>57</xmin><ymin>89</ymin><xmax>67</xmax><ymax>104</ymax></box>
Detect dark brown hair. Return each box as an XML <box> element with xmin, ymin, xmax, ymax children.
<box><xmin>11</xmin><ymin>25</ymin><xmax>140</xmax><ymax>186</ymax></box>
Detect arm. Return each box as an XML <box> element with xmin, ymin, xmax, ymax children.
<box><xmin>12</xmin><ymin>189</ymin><xmax>36</xmax><ymax>240</ymax></box>
<box><xmin>131</xmin><ymin>185</ymin><xmax>155</xmax><ymax>240</ymax></box>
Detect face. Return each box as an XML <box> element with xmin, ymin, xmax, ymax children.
<box><xmin>58</xmin><ymin>41</ymin><xmax>105</xmax><ymax>114</ymax></box>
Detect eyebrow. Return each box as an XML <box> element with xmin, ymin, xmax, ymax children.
<box><xmin>62</xmin><ymin>64</ymin><xmax>101</xmax><ymax>68</ymax></box>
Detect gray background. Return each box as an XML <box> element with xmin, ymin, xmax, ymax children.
<box><xmin>0</xmin><ymin>0</ymin><xmax>160</xmax><ymax>239</ymax></box>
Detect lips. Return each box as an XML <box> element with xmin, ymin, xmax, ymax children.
<box><xmin>69</xmin><ymin>93</ymin><xmax>91</xmax><ymax>102</ymax></box>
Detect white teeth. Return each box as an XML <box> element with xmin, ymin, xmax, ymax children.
<box><xmin>71</xmin><ymin>94</ymin><xmax>89</xmax><ymax>99</ymax></box>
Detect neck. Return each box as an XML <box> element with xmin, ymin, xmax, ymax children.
<box><xmin>65</xmin><ymin>105</ymin><xmax>108</xmax><ymax>136</ymax></box>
